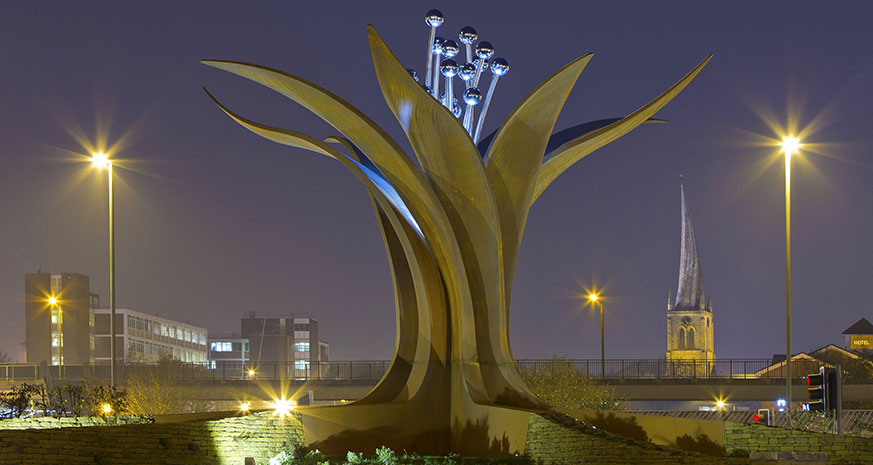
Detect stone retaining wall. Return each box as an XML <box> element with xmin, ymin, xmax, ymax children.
<box><xmin>725</xmin><ymin>421</ymin><xmax>873</xmax><ymax>463</ymax></box>
<box><xmin>525</xmin><ymin>413</ymin><xmax>751</xmax><ymax>464</ymax></box>
<box><xmin>0</xmin><ymin>415</ymin><xmax>154</xmax><ymax>430</ymax></box>
<box><xmin>0</xmin><ymin>411</ymin><xmax>303</xmax><ymax>465</ymax></box>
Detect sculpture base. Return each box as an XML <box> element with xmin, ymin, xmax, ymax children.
<box><xmin>300</xmin><ymin>401</ymin><xmax>532</xmax><ymax>456</ymax></box>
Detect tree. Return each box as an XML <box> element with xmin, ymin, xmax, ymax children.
<box><xmin>124</xmin><ymin>357</ymin><xmax>197</xmax><ymax>414</ymax></box>
<box><xmin>518</xmin><ymin>355</ymin><xmax>623</xmax><ymax>411</ymax></box>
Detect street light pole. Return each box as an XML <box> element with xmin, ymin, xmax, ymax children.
<box><xmin>91</xmin><ymin>152</ymin><xmax>116</xmax><ymax>387</ymax></box>
<box><xmin>600</xmin><ymin>300</ymin><xmax>605</xmax><ymax>379</ymax></box>
<box><xmin>781</xmin><ymin>136</ymin><xmax>800</xmax><ymax>425</ymax></box>
<box><xmin>109</xmin><ymin>162</ymin><xmax>116</xmax><ymax>387</ymax></box>
<box><xmin>588</xmin><ymin>293</ymin><xmax>605</xmax><ymax>379</ymax></box>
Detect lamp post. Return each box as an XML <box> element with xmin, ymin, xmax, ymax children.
<box><xmin>588</xmin><ymin>293</ymin><xmax>605</xmax><ymax>379</ymax></box>
<box><xmin>91</xmin><ymin>152</ymin><xmax>116</xmax><ymax>387</ymax></box>
<box><xmin>780</xmin><ymin>136</ymin><xmax>801</xmax><ymax>422</ymax></box>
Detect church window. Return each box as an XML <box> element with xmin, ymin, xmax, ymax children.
<box><xmin>678</xmin><ymin>328</ymin><xmax>686</xmax><ymax>349</ymax></box>
<box><xmin>687</xmin><ymin>327</ymin><xmax>695</xmax><ymax>348</ymax></box>
<box><xmin>707</xmin><ymin>318</ymin><xmax>710</xmax><ymax>328</ymax></box>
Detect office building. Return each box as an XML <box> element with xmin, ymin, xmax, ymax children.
<box><xmin>24</xmin><ymin>272</ymin><xmax>207</xmax><ymax>365</ymax></box>
<box><xmin>209</xmin><ymin>313</ymin><xmax>329</xmax><ymax>378</ymax></box>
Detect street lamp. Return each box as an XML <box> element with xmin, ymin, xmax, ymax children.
<box><xmin>91</xmin><ymin>151</ymin><xmax>117</xmax><ymax>387</ymax></box>
<box><xmin>588</xmin><ymin>293</ymin><xmax>605</xmax><ymax>379</ymax></box>
<box><xmin>780</xmin><ymin>135</ymin><xmax>802</xmax><ymax>422</ymax></box>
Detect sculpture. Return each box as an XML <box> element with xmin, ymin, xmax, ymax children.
<box><xmin>203</xmin><ymin>9</ymin><xmax>710</xmax><ymax>456</ymax></box>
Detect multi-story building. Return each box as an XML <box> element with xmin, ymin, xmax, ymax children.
<box><xmin>209</xmin><ymin>313</ymin><xmax>329</xmax><ymax>378</ymax></box>
<box><xmin>91</xmin><ymin>304</ymin><xmax>208</xmax><ymax>364</ymax></box>
<box><xmin>25</xmin><ymin>273</ymin><xmax>91</xmax><ymax>365</ymax></box>
<box><xmin>24</xmin><ymin>272</ymin><xmax>207</xmax><ymax>366</ymax></box>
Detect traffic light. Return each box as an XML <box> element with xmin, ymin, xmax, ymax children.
<box><xmin>753</xmin><ymin>408</ymin><xmax>770</xmax><ymax>425</ymax></box>
<box><xmin>806</xmin><ymin>368</ymin><xmax>825</xmax><ymax>412</ymax></box>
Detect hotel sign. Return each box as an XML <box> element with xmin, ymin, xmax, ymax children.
<box><xmin>850</xmin><ymin>336</ymin><xmax>873</xmax><ymax>350</ymax></box>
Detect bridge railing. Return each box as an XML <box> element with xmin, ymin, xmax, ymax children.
<box><xmin>2</xmin><ymin>358</ymin><xmax>871</xmax><ymax>382</ymax></box>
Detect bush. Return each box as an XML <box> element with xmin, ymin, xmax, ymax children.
<box><xmin>519</xmin><ymin>355</ymin><xmax>623</xmax><ymax>410</ymax></box>
<box><xmin>0</xmin><ymin>383</ymin><xmax>42</xmax><ymax>418</ymax></box>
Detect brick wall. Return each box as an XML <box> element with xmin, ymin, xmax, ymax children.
<box><xmin>725</xmin><ymin>421</ymin><xmax>873</xmax><ymax>463</ymax></box>
<box><xmin>0</xmin><ymin>411</ymin><xmax>303</xmax><ymax>465</ymax></box>
<box><xmin>525</xmin><ymin>413</ymin><xmax>751</xmax><ymax>464</ymax></box>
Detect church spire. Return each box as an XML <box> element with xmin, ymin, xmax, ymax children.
<box><xmin>674</xmin><ymin>182</ymin><xmax>704</xmax><ymax>310</ymax></box>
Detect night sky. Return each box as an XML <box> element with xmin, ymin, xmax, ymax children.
<box><xmin>1</xmin><ymin>1</ymin><xmax>872</xmax><ymax>362</ymax></box>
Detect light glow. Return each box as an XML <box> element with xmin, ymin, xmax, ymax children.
<box><xmin>48</xmin><ymin>297</ymin><xmax>57</xmax><ymax>305</ymax></box>
<box><xmin>102</xmin><ymin>403</ymin><xmax>112</xmax><ymax>414</ymax></box>
<box><xmin>239</xmin><ymin>401</ymin><xmax>250</xmax><ymax>412</ymax></box>
<box><xmin>716</xmin><ymin>400</ymin><xmax>725</xmax><ymax>410</ymax></box>
<box><xmin>270</xmin><ymin>397</ymin><xmax>296</xmax><ymax>417</ymax></box>
<box><xmin>780</xmin><ymin>136</ymin><xmax>801</xmax><ymax>156</ymax></box>
<box><xmin>91</xmin><ymin>152</ymin><xmax>110</xmax><ymax>168</ymax></box>
<box><xmin>247</xmin><ymin>369</ymin><xmax>256</xmax><ymax>377</ymax></box>
<box><xmin>588</xmin><ymin>293</ymin><xmax>599</xmax><ymax>303</ymax></box>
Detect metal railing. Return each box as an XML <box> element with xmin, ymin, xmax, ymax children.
<box><xmin>2</xmin><ymin>358</ymin><xmax>872</xmax><ymax>383</ymax></box>
<box><xmin>626</xmin><ymin>409</ymin><xmax>873</xmax><ymax>436</ymax></box>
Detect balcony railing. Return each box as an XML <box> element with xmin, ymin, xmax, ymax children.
<box><xmin>1</xmin><ymin>358</ymin><xmax>870</xmax><ymax>383</ymax></box>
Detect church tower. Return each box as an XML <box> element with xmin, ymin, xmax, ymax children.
<box><xmin>666</xmin><ymin>183</ymin><xmax>715</xmax><ymax>363</ymax></box>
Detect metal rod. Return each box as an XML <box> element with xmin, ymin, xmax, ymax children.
<box><xmin>473</xmin><ymin>74</ymin><xmax>499</xmax><ymax>143</ymax></box>
<box><xmin>444</xmin><ymin>74</ymin><xmax>453</xmax><ymax>111</ymax></box>
<box><xmin>425</xmin><ymin>28</ymin><xmax>436</xmax><ymax>88</ymax></box>
<box><xmin>432</xmin><ymin>51</ymin><xmax>441</xmax><ymax>100</ymax></box>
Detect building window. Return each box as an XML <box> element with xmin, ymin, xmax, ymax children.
<box><xmin>294</xmin><ymin>323</ymin><xmax>310</xmax><ymax>331</ymax></box>
<box><xmin>687</xmin><ymin>327</ymin><xmax>695</xmax><ymax>349</ymax></box>
<box><xmin>210</xmin><ymin>342</ymin><xmax>232</xmax><ymax>352</ymax></box>
<box><xmin>294</xmin><ymin>342</ymin><xmax>310</xmax><ymax>352</ymax></box>
<box><xmin>161</xmin><ymin>324</ymin><xmax>168</xmax><ymax>337</ymax></box>
<box><xmin>294</xmin><ymin>360</ymin><xmax>310</xmax><ymax>370</ymax></box>
<box><xmin>294</xmin><ymin>331</ymin><xmax>309</xmax><ymax>339</ymax></box>
<box><xmin>678</xmin><ymin>328</ymin><xmax>685</xmax><ymax>349</ymax></box>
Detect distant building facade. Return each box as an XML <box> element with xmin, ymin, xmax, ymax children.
<box><xmin>843</xmin><ymin>318</ymin><xmax>873</xmax><ymax>351</ymax></box>
<box><xmin>208</xmin><ymin>313</ymin><xmax>329</xmax><ymax>378</ymax></box>
<box><xmin>24</xmin><ymin>272</ymin><xmax>207</xmax><ymax>365</ymax></box>
<box><xmin>666</xmin><ymin>185</ymin><xmax>715</xmax><ymax>363</ymax></box>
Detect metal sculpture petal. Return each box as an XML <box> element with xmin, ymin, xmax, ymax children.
<box><xmin>203</xmin><ymin>20</ymin><xmax>710</xmax><ymax>456</ymax></box>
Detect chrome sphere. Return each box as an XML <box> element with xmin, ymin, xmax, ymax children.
<box><xmin>407</xmin><ymin>69</ymin><xmax>418</xmax><ymax>82</ymax></box>
<box><xmin>439</xmin><ymin>59</ymin><xmax>459</xmax><ymax>77</ymax></box>
<box><xmin>491</xmin><ymin>57</ymin><xmax>509</xmax><ymax>76</ymax></box>
<box><xmin>474</xmin><ymin>58</ymin><xmax>489</xmax><ymax>71</ymax></box>
<box><xmin>475</xmin><ymin>41</ymin><xmax>494</xmax><ymax>60</ymax></box>
<box><xmin>421</xmin><ymin>84</ymin><xmax>433</xmax><ymax>94</ymax></box>
<box><xmin>441</xmin><ymin>39</ymin><xmax>459</xmax><ymax>58</ymax></box>
<box><xmin>463</xmin><ymin>87</ymin><xmax>482</xmax><ymax>105</ymax></box>
<box><xmin>458</xmin><ymin>62</ymin><xmax>476</xmax><ymax>81</ymax></box>
<box><xmin>452</xmin><ymin>100</ymin><xmax>462</xmax><ymax>118</ymax></box>
<box><xmin>439</xmin><ymin>91</ymin><xmax>458</xmax><ymax>106</ymax></box>
<box><xmin>458</xmin><ymin>26</ymin><xmax>478</xmax><ymax>45</ymax></box>
<box><xmin>432</xmin><ymin>37</ymin><xmax>445</xmax><ymax>55</ymax></box>
<box><xmin>425</xmin><ymin>9</ymin><xmax>444</xmax><ymax>28</ymax></box>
